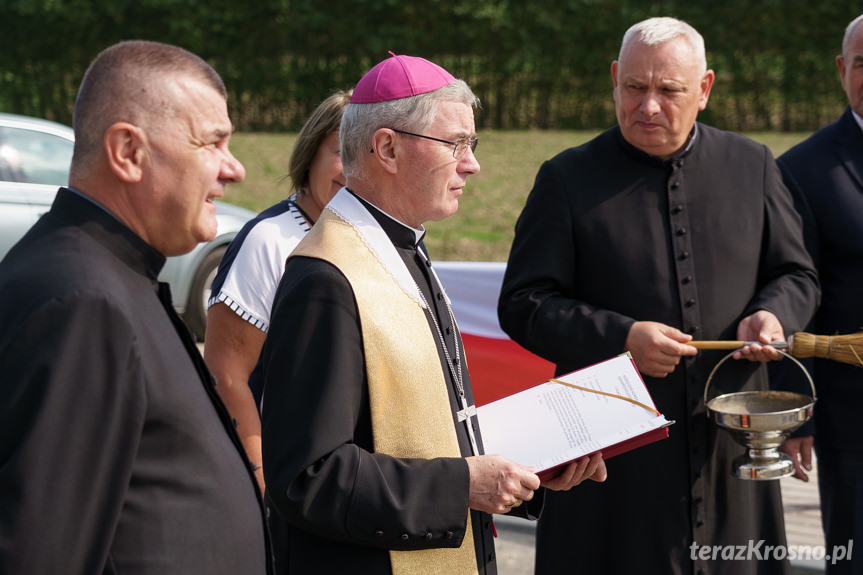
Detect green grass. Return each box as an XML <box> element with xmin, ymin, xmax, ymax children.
<box><xmin>227</xmin><ymin>130</ymin><xmax>811</xmax><ymax>262</ymax></box>
<box><xmin>225</xmin><ymin>133</ymin><xmax>299</xmax><ymax>212</ymax></box>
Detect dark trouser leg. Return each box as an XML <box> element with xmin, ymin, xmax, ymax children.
<box><xmin>816</xmin><ymin>446</ymin><xmax>862</xmax><ymax>575</ymax></box>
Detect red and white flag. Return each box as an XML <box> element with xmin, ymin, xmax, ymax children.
<box><xmin>434</xmin><ymin>261</ymin><xmax>555</xmax><ymax>406</ymax></box>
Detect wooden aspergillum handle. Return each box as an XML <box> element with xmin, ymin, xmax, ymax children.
<box><xmin>689</xmin><ymin>340</ymin><xmax>789</xmax><ymax>350</ymax></box>
<box><xmin>688</xmin><ymin>341</ymin><xmax>747</xmax><ymax>350</ymax></box>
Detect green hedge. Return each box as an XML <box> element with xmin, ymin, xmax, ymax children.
<box><xmin>0</xmin><ymin>0</ymin><xmax>856</xmax><ymax>131</ymax></box>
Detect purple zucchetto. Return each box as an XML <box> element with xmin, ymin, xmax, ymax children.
<box><xmin>350</xmin><ymin>52</ymin><xmax>456</xmax><ymax>104</ymax></box>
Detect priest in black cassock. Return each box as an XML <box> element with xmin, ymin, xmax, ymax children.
<box><xmin>260</xmin><ymin>53</ymin><xmax>607</xmax><ymax>575</ymax></box>
<box><xmin>498</xmin><ymin>17</ymin><xmax>819</xmax><ymax>575</ymax></box>
<box><xmin>0</xmin><ymin>42</ymin><xmax>270</xmax><ymax>574</ymax></box>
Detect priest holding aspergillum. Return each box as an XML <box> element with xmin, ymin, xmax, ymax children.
<box><xmin>498</xmin><ymin>17</ymin><xmax>819</xmax><ymax>575</ymax></box>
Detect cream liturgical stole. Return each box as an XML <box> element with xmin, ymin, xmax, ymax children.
<box><xmin>291</xmin><ymin>190</ymin><xmax>479</xmax><ymax>575</ymax></box>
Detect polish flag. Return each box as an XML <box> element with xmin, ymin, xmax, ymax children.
<box><xmin>434</xmin><ymin>262</ymin><xmax>555</xmax><ymax>406</ymax></box>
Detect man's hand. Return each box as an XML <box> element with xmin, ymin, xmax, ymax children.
<box><xmin>779</xmin><ymin>436</ymin><xmax>814</xmax><ymax>481</ymax></box>
<box><xmin>624</xmin><ymin>321</ymin><xmax>698</xmax><ymax>378</ymax></box>
<box><xmin>541</xmin><ymin>452</ymin><xmax>607</xmax><ymax>491</ymax></box>
<box><xmin>734</xmin><ymin>310</ymin><xmax>785</xmax><ymax>362</ymax></box>
<box><xmin>465</xmin><ymin>455</ymin><xmax>541</xmax><ymax>515</ymax></box>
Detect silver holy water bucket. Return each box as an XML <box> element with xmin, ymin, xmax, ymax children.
<box><xmin>703</xmin><ymin>349</ymin><xmax>816</xmax><ymax>480</ymax></box>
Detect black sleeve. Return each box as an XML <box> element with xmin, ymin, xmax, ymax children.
<box><xmin>261</xmin><ymin>257</ymin><xmax>472</xmax><ymax>551</ymax></box>
<box><xmin>498</xmin><ymin>159</ymin><xmax>635</xmax><ymax>368</ymax></box>
<box><xmin>0</xmin><ymin>296</ymin><xmax>145</xmax><ymax>574</ymax></box>
<box><xmin>743</xmin><ymin>147</ymin><xmax>819</xmax><ymax>333</ymax></box>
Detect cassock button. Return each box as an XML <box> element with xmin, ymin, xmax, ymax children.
<box><xmin>446</xmin><ymin>326</ymin><xmax>453</xmax><ymax>335</ymax></box>
<box><xmin>437</xmin><ymin>292</ymin><xmax>444</xmax><ymax>300</ymax></box>
<box><xmin>445</xmin><ymin>531</ymin><xmax>454</xmax><ymax>540</ymax></box>
<box><xmin>375</xmin><ymin>530</ymin><xmax>384</xmax><ymax>537</ymax></box>
<box><xmin>672</xmin><ymin>205</ymin><xmax>683</xmax><ymax>214</ymax></box>
<box><xmin>671</xmin><ymin>182</ymin><xmax>680</xmax><ymax>190</ymax></box>
<box><xmin>676</xmin><ymin>227</ymin><xmax>687</xmax><ymax>236</ymax></box>
<box><xmin>696</xmin><ymin>520</ymin><xmax>705</xmax><ymax>527</ymax></box>
<box><xmin>681</xmin><ymin>275</ymin><xmax>693</xmax><ymax>284</ymax></box>
<box><xmin>685</xmin><ymin>298</ymin><xmax>696</xmax><ymax>307</ymax></box>
<box><xmin>425</xmin><ymin>532</ymin><xmax>433</xmax><ymax>541</ymax></box>
<box><xmin>678</xmin><ymin>251</ymin><xmax>690</xmax><ymax>261</ymax></box>
<box><xmin>400</xmin><ymin>533</ymin><xmax>409</xmax><ymax>541</ymax></box>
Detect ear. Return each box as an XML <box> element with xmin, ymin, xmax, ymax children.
<box><xmin>104</xmin><ymin>122</ymin><xmax>145</xmax><ymax>183</ymax></box>
<box><xmin>610</xmin><ymin>60</ymin><xmax>619</xmax><ymax>88</ymax></box>
<box><xmin>837</xmin><ymin>55</ymin><xmax>848</xmax><ymax>92</ymax></box>
<box><xmin>698</xmin><ymin>69</ymin><xmax>715</xmax><ymax>111</ymax></box>
<box><xmin>371</xmin><ymin>128</ymin><xmax>399</xmax><ymax>175</ymax></box>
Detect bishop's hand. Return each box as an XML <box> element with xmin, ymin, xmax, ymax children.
<box><xmin>541</xmin><ymin>452</ymin><xmax>607</xmax><ymax>491</ymax></box>
<box><xmin>465</xmin><ymin>455</ymin><xmax>540</xmax><ymax>515</ymax></box>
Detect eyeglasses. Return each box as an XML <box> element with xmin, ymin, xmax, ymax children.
<box><xmin>392</xmin><ymin>129</ymin><xmax>478</xmax><ymax>160</ymax></box>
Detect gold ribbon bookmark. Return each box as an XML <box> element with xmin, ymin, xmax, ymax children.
<box><xmin>548</xmin><ymin>378</ymin><xmax>660</xmax><ymax>416</ymax></box>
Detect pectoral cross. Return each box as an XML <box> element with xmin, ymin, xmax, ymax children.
<box><xmin>457</xmin><ymin>394</ymin><xmax>480</xmax><ymax>456</ymax></box>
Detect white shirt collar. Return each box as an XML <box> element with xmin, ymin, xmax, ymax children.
<box><xmin>851</xmin><ymin>109</ymin><xmax>863</xmax><ymax>133</ymax></box>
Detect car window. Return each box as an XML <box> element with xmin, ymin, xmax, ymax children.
<box><xmin>0</xmin><ymin>126</ymin><xmax>73</xmax><ymax>185</ymax></box>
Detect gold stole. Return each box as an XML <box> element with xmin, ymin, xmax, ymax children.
<box><xmin>292</xmin><ymin>209</ymin><xmax>479</xmax><ymax>575</ymax></box>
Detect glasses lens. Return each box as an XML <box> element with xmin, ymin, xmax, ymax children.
<box><xmin>455</xmin><ymin>137</ymin><xmax>478</xmax><ymax>159</ymax></box>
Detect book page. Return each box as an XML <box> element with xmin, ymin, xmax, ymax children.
<box><xmin>476</xmin><ymin>354</ymin><xmax>670</xmax><ymax>472</ymax></box>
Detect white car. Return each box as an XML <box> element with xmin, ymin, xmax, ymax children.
<box><xmin>0</xmin><ymin>112</ymin><xmax>255</xmax><ymax>340</ymax></box>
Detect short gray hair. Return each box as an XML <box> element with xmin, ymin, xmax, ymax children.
<box><xmin>340</xmin><ymin>79</ymin><xmax>480</xmax><ymax>179</ymax></box>
<box><xmin>71</xmin><ymin>40</ymin><xmax>225</xmax><ymax>180</ymax></box>
<box><xmin>620</xmin><ymin>17</ymin><xmax>707</xmax><ymax>74</ymax></box>
<box><xmin>842</xmin><ymin>15</ymin><xmax>863</xmax><ymax>58</ymax></box>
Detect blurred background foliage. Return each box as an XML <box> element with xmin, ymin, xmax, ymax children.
<box><xmin>1</xmin><ymin>0</ymin><xmax>858</xmax><ymax>132</ymax></box>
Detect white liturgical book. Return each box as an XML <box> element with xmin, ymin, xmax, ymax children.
<box><xmin>476</xmin><ymin>353</ymin><xmax>673</xmax><ymax>481</ymax></box>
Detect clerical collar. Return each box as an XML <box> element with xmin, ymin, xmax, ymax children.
<box><xmin>655</xmin><ymin>124</ymin><xmax>698</xmax><ymax>160</ymax></box>
<box><xmin>346</xmin><ymin>188</ymin><xmax>426</xmax><ymax>249</ymax></box>
<box><xmin>618</xmin><ymin>123</ymin><xmax>699</xmax><ymax>164</ymax></box>
<box><xmin>53</xmin><ymin>188</ymin><xmax>166</xmax><ymax>280</ymax></box>
<box><xmin>65</xmin><ymin>186</ymin><xmax>124</xmax><ymax>223</ymax></box>
<box><xmin>674</xmin><ymin>124</ymin><xmax>698</xmax><ymax>158</ymax></box>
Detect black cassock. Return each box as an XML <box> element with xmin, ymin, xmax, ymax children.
<box><xmin>262</xmin><ymin>195</ymin><xmax>541</xmax><ymax>575</ymax></box>
<box><xmin>499</xmin><ymin>125</ymin><xmax>818</xmax><ymax>575</ymax></box>
<box><xmin>0</xmin><ymin>189</ymin><xmax>269</xmax><ymax>574</ymax></box>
